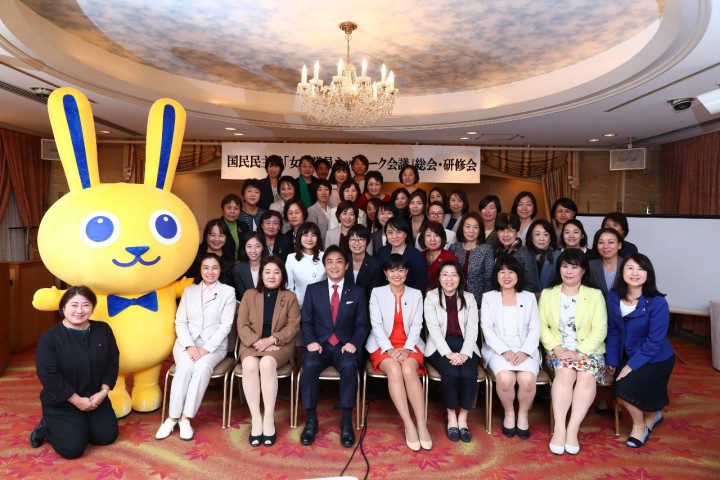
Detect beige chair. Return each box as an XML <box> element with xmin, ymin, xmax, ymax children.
<box><xmin>485</xmin><ymin>367</ymin><xmax>553</xmax><ymax>435</ymax></box>
<box><xmin>361</xmin><ymin>359</ymin><xmax>427</xmax><ymax>427</ymax></box>
<box><xmin>160</xmin><ymin>353</ymin><xmax>235</xmax><ymax>429</ymax></box>
<box><xmin>226</xmin><ymin>340</ymin><xmax>296</xmax><ymax>428</ymax></box>
<box><xmin>293</xmin><ymin>365</ymin><xmax>361</xmax><ymax>429</ymax></box>
<box><xmin>424</xmin><ymin>362</ymin><xmax>488</xmax><ymax>431</ymax></box>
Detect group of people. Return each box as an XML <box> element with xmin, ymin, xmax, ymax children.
<box><xmin>31</xmin><ymin>155</ymin><xmax>675</xmax><ymax>459</ymax></box>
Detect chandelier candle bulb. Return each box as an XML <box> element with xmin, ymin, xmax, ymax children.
<box><xmin>296</xmin><ymin>21</ymin><xmax>397</xmax><ymax>126</ymax></box>
<box><xmin>381</xmin><ymin>63</ymin><xmax>387</xmax><ymax>83</ymax></box>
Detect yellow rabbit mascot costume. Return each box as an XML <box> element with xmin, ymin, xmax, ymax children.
<box><xmin>33</xmin><ymin>88</ymin><xmax>199</xmax><ymax>418</ymax></box>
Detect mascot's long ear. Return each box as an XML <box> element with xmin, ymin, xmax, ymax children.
<box><xmin>145</xmin><ymin>99</ymin><xmax>186</xmax><ymax>191</ymax></box>
<box><xmin>47</xmin><ymin>88</ymin><xmax>100</xmax><ymax>191</ymax></box>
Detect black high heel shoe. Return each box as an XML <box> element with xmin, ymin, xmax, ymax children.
<box><xmin>501</xmin><ymin>425</ymin><xmax>517</xmax><ymax>438</ymax></box>
<box><xmin>263</xmin><ymin>433</ymin><xmax>277</xmax><ymax>447</ymax></box>
<box><xmin>249</xmin><ymin>433</ymin><xmax>264</xmax><ymax>447</ymax></box>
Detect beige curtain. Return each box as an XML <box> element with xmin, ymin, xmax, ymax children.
<box><xmin>482</xmin><ymin>148</ymin><xmax>577</xmax><ymax>218</ymax></box>
<box><xmin>125</xmin><ymin>143</ymin><xmax>221</xmax><ymax>183</ymax></box>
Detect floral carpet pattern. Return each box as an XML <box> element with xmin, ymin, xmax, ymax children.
<box><xmin>1</xmin><ymin>335</ymin><xmax>718</xmax><ymax>479</ymax></box>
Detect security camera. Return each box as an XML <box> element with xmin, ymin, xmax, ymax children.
<box><xmin>668</xmin><ymin>98</ymin><xmax>694</xmax><ymax>111</ymax></box>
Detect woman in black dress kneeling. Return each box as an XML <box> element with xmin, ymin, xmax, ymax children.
<box><xmin>31</xmin><ymin>286</ymin><xmax>119</xmax><ymax>458</ymax></box>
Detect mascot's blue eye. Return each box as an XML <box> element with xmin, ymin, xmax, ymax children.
<box><xmin>149</xmin><ymin>210</ymin><xmax>182</xmax><ymax>245</ymax></box>
<box><xmin>87</xmin><ymin>216</ymin><xmax>114</xmax><ymax>242</ymax></box>
<box><xmin>79</xmin><ymin>210</ymin><xmax>121</xmax><ymax>248</ymax></box>
<box><xmin>155</xmin><ymin>215</ymin><xmax>177</xmax><ymax>239</ymax></box>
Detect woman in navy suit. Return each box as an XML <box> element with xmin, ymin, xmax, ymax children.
<box><xmin>375</xmin><ymin>216</ymin><xmax>428</xmax><ymax>293</ymax></box>
<box><xmin>606</xmin><ymin>253</ymin><xmax>674</xmax><ymax>448</ymax></box>
<box><xmin>526</xmin><ymin>219</ymin><xmax>558</xmax><ymax>291</ymax></box>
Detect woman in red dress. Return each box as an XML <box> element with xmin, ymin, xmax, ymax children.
<box><xmin>366</xmin><ymin>254</ymin><xmax>431</xmax><ymax>451</ymax></box>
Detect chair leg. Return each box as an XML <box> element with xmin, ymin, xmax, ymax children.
<box><xmin>293</xmin><ymin>368</ymin><xmax>302</xmax><ymax>429</ymax></box>
<box><xmin>355</xmin><ymin>371</ymin><xmax>361</xmax><ymax>430</ymax></box>
<box><xmin>161</xmin><ymin>369</ymin><xmax>171</xmax><ymax>424</ymax></box>
<box><xmin>549</xmin><ymin>383</ymin><xmax>554</xmax><ymax>434</ymax></box>
<box><xmin>290</xmin><ymin>370</ymin><xmax>296</xmax><ymax>428</ymax></box>
<box><xmin>222</xmin><ymin>372</ymin><xmax>229</xmax><ymax>429</ymax></box>
<box><xmin>486</xmin><ymin>379</ymin><xmax>493</xmax><ymax>435</ymax></box>
<box><xmin>227</xmin><ymin>374</ymin><xmax>235</xmax><ymax>428</ymax></box>
<box><xmin>614</xmin><ymin>401</ymin><xmax>621</xmax><ymax>436</ymax></box>
<box><xmin>361</xmin><ymin>371</ymin><xmax>368</xmax><ymax>428</ymax></box>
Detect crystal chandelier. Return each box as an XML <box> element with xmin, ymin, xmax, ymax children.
<box><xmin>296</xmin><ymin>21</ymin><xmax>398</xmax><ymax>127</ymax></box>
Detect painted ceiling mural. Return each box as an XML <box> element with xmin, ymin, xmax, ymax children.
<box><xmin>22</xmin><ymin>0</ymin><xmax>661</xmax><ymax>96</ymax></box>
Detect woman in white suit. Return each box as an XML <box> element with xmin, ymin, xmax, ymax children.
<box><xmin>424</xmin><ymin>260</ymin><xmax>480</xmax><ymax>443</ymax></box>
<box><xmin>156</xmin><ymin>253</ymin><xmax>236</xmax><ymax>441</ymax></box>
<box><xmin>481</xmin><ymin>254</ymin><xmax>541</xmax><ymax>440</ymax></box>
<box><xmin>366</xmin><ymin>254</ymin><xmax>431</xmax><ymax>452</ymax></box>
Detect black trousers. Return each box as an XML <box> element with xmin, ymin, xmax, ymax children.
<box><xmin>301</xmin><ymin>343</ymin><xmax>359</xmax><ymax>410</ymax></box>
<box><xmin>428</xmin><ymin>336</ymin><xmax>479</xmax><ymax>411</ymax></box>
<box><xmin>42</xmin><ymin>398</ymin><xmax>118</xmax><ymax>459</ymax></box>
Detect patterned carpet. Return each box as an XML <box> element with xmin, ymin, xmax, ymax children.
<box><xmin>1</xmin><ymin>334</ymin><xmax>718</xmax><ymax>479</ymax></box>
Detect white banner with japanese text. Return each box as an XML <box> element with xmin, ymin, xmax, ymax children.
<box><xmin>221</xmin><ymin>143</ymin><xmax>481</xmax><ymax>183</ymax></box>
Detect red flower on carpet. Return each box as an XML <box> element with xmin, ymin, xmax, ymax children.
<box><xmin>0</xmin><ymin>453</ymin><xmax>20</xmax><ymax>468</ymax></box>
<box><xmin>360</xmin><ymin>444</ymin><xmax>381</xmax><ymax>457</ymax></box>
<box><xmin>619</xmin><ymin>467</ymin><xmax>661</xmax><ymax>480</ymax></box>
<box><xmin>452</xmin><ymin>453</ymin><xmax>479</xmax><ymax>468</ymax></box>
<box><xmin>370</xmin><ymin>462</ymin><xmax>396</xmax><ymax>479</ymax></box>
<box><xmin>408</xmin><ymin>451</ymin><xmax>451</xmax><ymax>471</ymax></box>
<box><xmin>183</xmin><ymin>443</ymin><xmax>213</xmax><ymax>461</ymax></box>
<box><xmin>479</xmin><ymin>467</ymin><xmax>520</xmax><ymax>479</ymax></box>
<box><xmin>226</xmin><ymin>417</ymin><xmax>251</xmax><ymax>429</ymax></box>
<box><xmin>5</xmin><ymin>463</ymin><xmax>42</xmax><ymax>479</ymax></box>
<box><xmin>523</xmin><ymin>448</ymin><xmax>556</xmax><ymax>465</ymax></box>
<box><xmin>377</xmin><ymin>441</ymin><xmax>405</xmax><ymax>453</ymax></box>
<box><xmin>89</xmin><ymin>462</ymin><xmax>124</xmax><ymax>479</ymax></box>
<box><xmin>272</xmin><ymin>442</ymin><xmax>305</xmax><ymax>458</ymax></box>
<box><xmin>25</xmin><ymin>449</ymin><xmax>57</xmax><ymax>467</ymax></box>
<box><xmin>666</xmin><ymin>446</ymin><xmax>703</xmax><ymax>461</ymax></box>
<box><xmin>148</xmin><ymin>463</ymin><xmax>179</xmax><ymax>479</ymax></box>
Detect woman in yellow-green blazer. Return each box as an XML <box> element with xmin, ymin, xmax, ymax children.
<box><xmin>538</xmin><ymin>249</ymin><xmax>607</xmax><ymax>456</ymax></box>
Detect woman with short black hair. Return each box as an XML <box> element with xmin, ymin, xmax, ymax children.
<box><xmin>32</xmin><ymin>286</ymin><xmax>119</xmax><ymax>459</ymax></box>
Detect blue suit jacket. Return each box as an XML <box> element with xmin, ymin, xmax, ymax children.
<box><xmin>605</xmin><ymin>289</ymin><xmax>674</xmax><ymax>370</ymax></box>
<box><xmin>301</xmin><ymin>280</ymin><xmax>369</xmax><ymax>349</ymax></box>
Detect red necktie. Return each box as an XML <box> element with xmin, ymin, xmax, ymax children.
<box><xmin>328</xmin><ymin>284</ymin><xmax>340</xmax><ymax>346</ymax></box>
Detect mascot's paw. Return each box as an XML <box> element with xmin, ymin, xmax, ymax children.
<box><xmin>109</xmin><ymin>389</ymin><xmax>133</xmax><ymax>418</ymax></box>
<box><xmin>32</xmin><ymin>287</ymin><xmax>63</xmax><ymax>311</ymax></box>
<box><xmin>131</xmin><ymin>384</ymin><xmax>162</xmax><ymax>412</ymax></box>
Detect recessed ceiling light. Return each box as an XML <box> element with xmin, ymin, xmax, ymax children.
<box><xmin>466</xmin><ymin>131</ymin><xmax>478</xmax><ymax>135</ymax></box>
<box><xmin>224</xmin><ymin>127</ymin><xmax>237</xmax><ymax>131</ymax></box>
<box><xmin>588</xmin><ymin>138</ymin><xmax>600</xmax><ymax>142</ymax></box>
<box><xmin>459</xmin><ymin>137</ymin><xmax>470</xmax><ymax>140</ymax></box>
<box><xmin>99</xmin><ymin>130</ymin><xmax>110</xmax><ymax>134</ymax></box>
<box><xmin>602</xmin><ymin>133</ymin><xmax>617</xmax><ymax>137</ymax></box>
<box><xmin>233</xmin><ymin>132</ymin><xmax>244</xmax><ymax>136</ymax></box>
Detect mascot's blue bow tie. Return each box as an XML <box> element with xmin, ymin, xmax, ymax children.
<box><xmin>107</xmin><ymin>292</ymin><xmax>158</xmax><ymax>317</ymax></box>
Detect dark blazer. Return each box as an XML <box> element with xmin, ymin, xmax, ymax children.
<box><xmin>301</xmin><ymin>280</ymin><xmax>369</xmax><ymax>349</ymax></box>
<box><xmin>605</xmin><ymin>290</ymin><xmax>674</xmax><ymax>370</ymax></box>
<box><xmin>232</xmin><ymin>262</ymin><xmax>256</xmax><ymax>300</ymax></box>
<box><xmin>36</xmin><ymin>321</ymin><xmax>119</xmax><ymax>405</ymax></box>
<box><xmin>588</xmin><ymin>258</ymin><xmax>616</xmax><ymax>298</ymax></box>
<box><xmin>375</xmin><ymin>244</ymin><xmax>429</xmax><ymax>293</ymax></box>
<box><xmin>257</xmin><ymin>176</ymin><xmax>276</xmax><ymax>210</ymax></box>
<box><xmin>267</xmin><ymin>233</ymin><xmax>293</xmax><ymax>262</ymax></box>
<box><xmin>534</xmin><ymin>248</ymin><xmax>558</xmax><ymax>291</ymax></box>
<box><xmin>344</xmin><ymin>254</ymin><xmax>383</xmax><ymax>304</ymax></box>
<box><xmin>370</xmin><ymin>230</ymin><xmax>385</xmax><ymax>256</ymax></box>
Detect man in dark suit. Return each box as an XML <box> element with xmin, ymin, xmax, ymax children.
<box><xmin>300</xmin><ymin>245</ymin><xmax>368</xmax><ymax>447</ymax></box>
